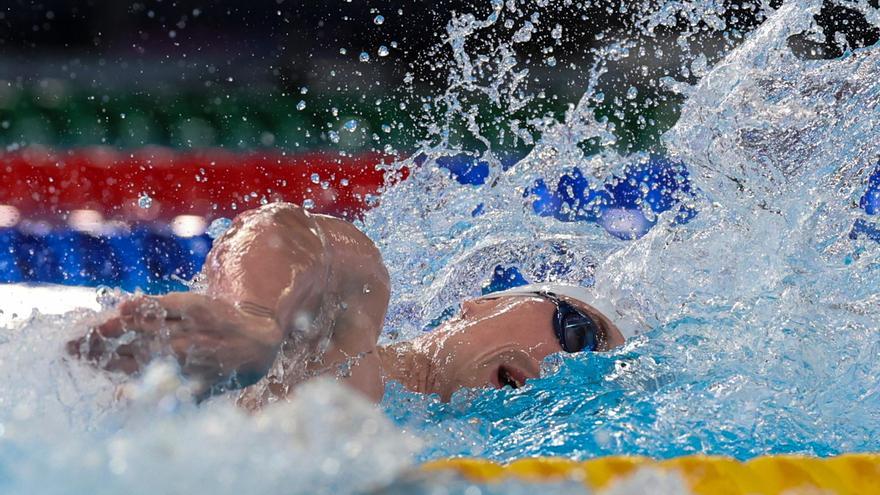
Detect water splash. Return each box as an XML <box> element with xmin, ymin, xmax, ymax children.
<box><xmin>2</xmin><ymin>0</ymin><xmax>880</xmax><ymax>493</ymax></box>
<box><xmin>375</xmin><ymin>0</ymin><xmax>880</xmax><ymax>465</ymax></box>
<box><xmin>0</xmin><ymin>311</ymin><xmax>419</xmax><ymax>494</ymax></box>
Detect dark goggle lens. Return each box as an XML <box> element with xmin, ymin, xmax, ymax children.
<box><xmin>559</xmin><ymin>310</ymin><xmax>599</xmax><ymax>353</ymax></box>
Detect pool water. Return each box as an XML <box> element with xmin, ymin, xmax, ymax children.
<box><xmin>2</xmin><ymin>0</ymin><xmax>880</xmax><ymax>494</ymax></box>
<box><xmin>369</xmin><ymin>0</ymin><xmax>880</xmax><ymax>475</ymax></box>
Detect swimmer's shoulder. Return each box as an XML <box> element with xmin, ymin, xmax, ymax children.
<box><xmin>237</xmin><ymin>202</ymin><xmax>381</xmax><ymax>262</ymax></box>
<box><xmin>231</xmin><ymin>202</ymin><xmax>324</xmax><ymax>232</ymax></box>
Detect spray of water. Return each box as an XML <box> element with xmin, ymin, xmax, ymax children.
<box><xmin>374</xmin><ymin>0</ymin><xmax>880</xmax><ymax>464</ymax></box>
<box><xmin>2</xmin><ymin>0</ymin><xmax>880</xmax><ymax>492</ymax></box>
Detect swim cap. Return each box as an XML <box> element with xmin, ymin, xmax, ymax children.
<box><xmin>478</xmin><ymin>283</ymin><xmax>646</xmax><ymax>339</ymax></box>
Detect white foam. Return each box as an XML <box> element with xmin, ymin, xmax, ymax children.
<box><xmin>0</xmin><ymin>283</ymin><xmax>100</xmax><ymax>327</ymax></box>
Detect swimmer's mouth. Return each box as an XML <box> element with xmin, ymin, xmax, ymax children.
<box><xmin>497</xmin><ymin>365</ymin><xmax>523</xmax><ymax>389</ymax></box>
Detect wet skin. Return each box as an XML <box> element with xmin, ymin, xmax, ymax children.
<box><xmin>68</xmin><ymin>203</ymin><xmax>625</xmax><ymax>406</ymax></box>
<box><xmin>381</xmin><ymin>296</ymin><xmax>625</xmax><ymax>401</ymax></box>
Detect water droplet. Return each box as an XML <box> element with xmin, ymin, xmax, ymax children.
<box><xmin>302</xmin><ymin>199</ymin><xmax>315</xmax><ymax>209</ymax></box>
<box><xmin>513</xmin><ymin>21</ymin><xmax>534</xmax><ymax>43</ymax></box>
<box><xmin>340</xmin><ymin>178</ymin><xmax>350</xmax><ymax>186</ymax></box>
<box><xmin>138</xmin><ymin>193</ymin><xmax>153</xmax><ymax>209</ymax></box>
<box><xmin>296</xmin><ymin>100</ymin><xmax>306</xmax><ymax>111</ymax></box>
<box><xmin>373</xmin><ymin>14</ymin><xmax>384</xmax><ymax>25</ymax></box>
<box><xmin>310</xmin><ymin>173</ymin><xmax>320</xmax><ymax>184</ymax></box>
<box><xmin>545</xmin><ymin>57</ymin><xmax>557</xmax><ymax>67</ymax></box>
<box><xmin>551</xmin><ymin>24</ymin><xmax>563</xmax><ymax>40</ymax></box>
<box><xmin>343</xmin><ymin>119</ymin><xmax>359</xmax><ymax>132</ymax></box>
<box><xmin>378</xmin><ymin>45</ymin><xmax>389</xmax><ymax>57</ymax></box>
<box><xmin>359</xmin><ymin>52</ymin><xmax>370</xmax><ymax>63</ymax></box>
<box><xmin>206</xmin><ymin>217</ymin><xmax>233</xmax><ymax>239</ymax></box>
<box><xmin>381</xmin><ymin>124</ymin><xmax>392</xmax><ymax>133</ymax></box>
<box><xmin>627</xmin><ymin>86</ymin><xmax>638</xmax><ymax>100</ymax></box>
<box><xmin>95</xmin><ymin>285</ymin><xmax>120</xmax><ymax>309</ymax></box>
<box><xmin>691</xmin><ymin>52</ymin><xmax>708</xmax><ymax>77</ymax></box>
<box><xmin>328</xmin><ymin>131</ymin><xmax>340</xmax><ymax>143</ymax></box>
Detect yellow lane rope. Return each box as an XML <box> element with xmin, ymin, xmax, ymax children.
<box><xmin>421</xmin><ymin>454</ymin><xmax>880</xmax><ymax>494</ymax></box>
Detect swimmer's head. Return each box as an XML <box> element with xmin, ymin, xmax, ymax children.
<box><xmin>413</xmin><ymin>284</ymin><xmax>627</xmax><ymax>400</ymax></box>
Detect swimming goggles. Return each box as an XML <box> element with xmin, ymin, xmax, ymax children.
<box><xmin>538</xmin><ymin>291</ymin><xmax>603</xmax><ymax>353</ymax></box>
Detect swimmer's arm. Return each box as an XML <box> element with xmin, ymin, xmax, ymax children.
<box><xmin>203</xmin><ymin>203</ymin><xmax>389</xmax><ymax>357</ymax></box>
<box><xmin>70</xmin><ymin>203</ymin><xmax>389</xmax><ymax>403</ymax></box>
<box><xmin>293</xmin><ymin>215</ymin><xmax>390</xmax><ymax>402</ymax></box>
<box><xmin>201</xmin><ymin>203</ymin><xmax>332</xmax><ymax>333</ymax></box>
<box><xmin>204</xmin><ymin>203</ymin><xmax>390</xmax><ymax>404</ymax></box>
<box><xmin>70</xmin><ymin>204</ymin><xmax>330</xmax><ymax>400</ymax></box>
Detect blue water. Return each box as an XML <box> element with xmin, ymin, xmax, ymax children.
<box><xmin>1</xmin><ymin>1</ymin><xmax>880</xmax><ymax>494</ymax></box>
<box><xmin>385</xmin><ymin>313</ymin><xmax>879</xmax><ymax>462</ymax></box>
<box><xmin>384</xmin><ymin>171</ymin><xmax>880</xmax><ymax>463</ymax></box>
<box><xmin>364</xmin><ymin>0</ymin><xmax>880</xmax><ymax>471</ymax></box>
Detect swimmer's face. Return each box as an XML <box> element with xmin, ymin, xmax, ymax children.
<box><xmin>418</xmin><ymin>295</ymin><xmax>625</xmax><ymax>400</ymax></box>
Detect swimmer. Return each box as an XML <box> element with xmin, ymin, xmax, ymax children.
<box><xmin>67</xmin><ymin>203</ymin><xmax>627</xmax><ymax>406</ymax></box>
